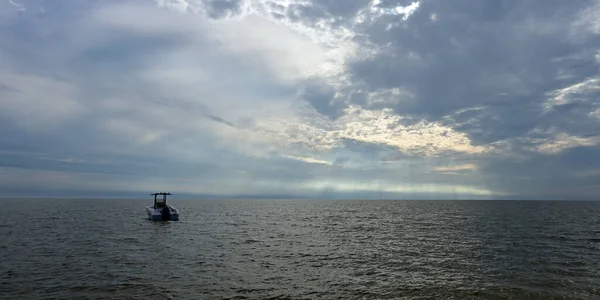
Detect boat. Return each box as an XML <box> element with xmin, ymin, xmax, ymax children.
<box><xmin>146</xmin><ymin>192</ymin><xmax>179</xmax><ymax>221</ymax></box>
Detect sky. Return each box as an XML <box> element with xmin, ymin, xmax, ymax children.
<box><xmin>0</xmin><ymin>0</ymin><xmax>599</xmax><ymax>200</ymax></box>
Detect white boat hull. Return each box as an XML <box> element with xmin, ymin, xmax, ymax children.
<box><xmin>146</xmin><ymin>205</ymin><xmax>179</xmax><ymax>221</ymax></box>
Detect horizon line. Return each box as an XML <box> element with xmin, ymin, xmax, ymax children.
<box><xmin>0</xmin><ymin>197</ymin><xmax>597</xmax><ymax>201</ymax></box>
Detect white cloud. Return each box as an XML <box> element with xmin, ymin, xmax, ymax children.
<box><xmin>589</xmin><ymin>108</ymin><xmax>600</xmax><ymax>119</ymax></box>
<box><xmin>0</xmin><ymin>72</ymin><xmax>83</xmax><ymax>131</ymax></box>
<box><xmin>356</xmin><ymin>0</ymin><xmax>420</xmax><ymax>24</ymax></box>
<box><xmin>572</xmin><ymin>0</ymin><xmax>600</xmax><ymax>35</ymax></box>
<box><xmin>0</xmin><ymin>2</ymin><xmax>325</xmax><ymax>154</ymax></box>
<box><xmin>3</xmin><ymin>0</ymin><xmax>600</xmax><ymax>200</ymax></box>
<box><xmin>371</xmin><ymin>0</ymin><xmax>420</xmax><ymax>20</ymax></box>
<box><xmin>236</xmin><ymin>105</ymin><xmax>488</xmax><ymax>156</ymax></box>
<box><xmin>154</xmin><ymin>0</ymin><xmax>191</xmax><ymax>13</ymax></box>
<box><xmin>434</xmin><ymin>164</ymin><xmax>478</xmax><ymax>172</ymax></box>
<box><xmin>543</xmin><ymin>77</ymin><xmax>600</xmax><ymax>111</ymax></box>
<box><xmin>103</xmin><ymin>118</ymin><xmax>166</xmax><ymax>146</ymax></box>
<box><xmin>526</xmin><ymin>132</ymin><xmax>600</xmax><ymax>155</ymax></box>
<box><xmin>210</xmin><ymin>16</ymin><xmax>335</xmax><ymax>81</ymax></box>
<box><xmin>100</xmin><ymin>3</ymin><xmax>336</xmax><ymax>82</ymax></box>
<box><xmin>8</xmin><ymin>0</ymin><xmax>25</xmax><ymax>11</ymax></box>
<box><xmin>365</xmin><ymin>87</ymin><xmax>413</xmax><ymax>107</ymax></box>
<box><xmin>294</xmin><ymin>179</ymin><xmax>495</xmax><ymax>197</ymax></box>
<box><xmin>339</xmin><ymin>106</ymin><xmax>488</xmax><ymax>155</ymax></box>
<box><xmin>281</xmin><ymin>154</ymin><xmax>333</xmax><ymax>165</ymax></box>
<box><xmin>64</xmin><ymin>1</ymin><xmax>446</xmax><ymax>164</ymax></box>
<box><xmin>152</xmin><ymin>0</ymin><xmax>359</xmax><ymax>81</ymax></box>
<box><xmin>0</xmin><ymin>165</ymin><xmax>497</xmax><ymax>198</ymax></box>
<box><xmin>75</xmin><ymin>1</ymin><xmax>356</xmax><ymax>127</ymax></box>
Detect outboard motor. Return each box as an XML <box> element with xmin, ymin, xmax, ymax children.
<box><xmin>160</xmin><ymin>206</ymin><xmax>172</xmax><ymax>221</ymax></box>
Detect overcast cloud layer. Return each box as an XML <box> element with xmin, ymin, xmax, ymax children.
<box><xmin>1</xmin><ymin>0</ymin><xmax>599</xmax><ymax>199</ymax></box>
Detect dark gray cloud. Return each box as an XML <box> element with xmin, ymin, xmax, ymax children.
<box><xmin>279</xmin><ymin>0</ymin><xmax>600</xmax><ymax>198</ymax></box>
<box><xmin>337</xmin><ymin>0</ymin><xmax>600</xmax><ymax>139</ymax></box>
<box><xmin>204</xmin><ymin>0</ymin><xmax>242</xmax><ymax>18</ymax></box>
<box><xmin>480</xmin><ymin>145</ymin><xmax>600</xmax><ymax>200</ymax></box>
<box><xmin>311</xmin><ymin>0</ymin><xmax>370</xmax><ymax>17</ymax></box>
<box><xmin>1</xmin><ymin>0</ymin><xmax>599</xmax><ymax>199</ymax></box>
<box><xmin>298</xmin><ymin>80</ymin><xmax>346</xmax><ymax>119</ymax></box>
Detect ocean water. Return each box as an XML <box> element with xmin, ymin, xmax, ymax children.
<box><xmin>1</xmin><ymin>199</ymin><xmax>600</xmax><ymax>299</ymax></box>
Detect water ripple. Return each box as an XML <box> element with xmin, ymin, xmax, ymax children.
<box><xmin>1</xmin><ymin>199</ymin><xmax>600</xmax><ymax>299</ymax></box>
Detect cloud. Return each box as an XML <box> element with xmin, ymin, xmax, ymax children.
<box><xmin>365</xmin><ymin>0</ymin><xmax>420</xmax><ymax>21</ymax></box>
<box><xmin>543</xmin><ymin>77</ymin><xmax>600</xmax><ymax>112</ymax></box>
<box><xmin>0</xmin><ymin>73</ymin><xmax>83</xmax><ymax>131</ymax></box>
<box><xmin>239</xmin><ymin>105</ymin><xmax>488</xmax><ymax>157</ymax></box>
<box><xmin>571</xmin><ymin>169</ymin><xmax>600</xmax><ymax>178</ymax></box>
<box><xmin>524</xmin><ymin>131</ymin><xmax>600</xmax><ymax>155</ymax></box>
<box><xmin>434</xmin><ymin>164</ymin><xmax>477</xmax><ymax>172</ymax></box>
<box><xmin>281</xmin><ymin>155</ymin><xmax>333</xmax><ymax>165</ymax></box>
<box><xmin>0</xmin><ymin>0</ymin><xmax>599</xmax><ymax>199</ymax></box>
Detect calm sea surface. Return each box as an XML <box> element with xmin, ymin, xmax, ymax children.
<box><xmin>1</xmin><ymin>199</ymin><xmax>600</xmax><ymax>299</ymax></box>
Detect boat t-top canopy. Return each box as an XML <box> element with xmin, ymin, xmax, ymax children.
<box><xmin>151</xmin><ymin>192</ymin><xmax>172</xmax><ymax>208</ymax></box>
